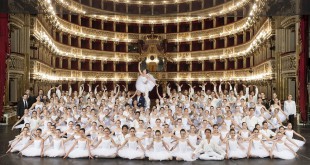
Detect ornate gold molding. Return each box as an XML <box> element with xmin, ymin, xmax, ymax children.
<box><xmin>51</xmin><ymin>0</ymin><xmax>250</xmax><ymax>23</ymax></box>
<box><xmin>30</xmin><ymin>59</ymin><xmax>275</xmax><ymax>82</ymax></box>
<box><xmin>32</xmin><ymin>18</ymin><xmax>273</xmax><ymax>61</ymax></box>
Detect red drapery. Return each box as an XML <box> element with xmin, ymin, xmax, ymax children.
<box><xmin>0</xmin><ymin>14</ymin><xmax>9</xmax><ymax>120</ymax></box>
<box><xmin>299</xmin><ymin>15</ymin><xmax>309</xmax><ymax>123</ymax></box>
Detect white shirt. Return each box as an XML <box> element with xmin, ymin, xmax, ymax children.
<box><xmin>242</xmin><ymin>115</ymin><xmax>259</xmax><ymax>130</ymax></box>
<box><xmin>284</xmin><ymin>100</ymin><xmax>296</xmax><ymax>116</ymax></box>
<box><xmin>261</xmin><ymin>128</ymin><xmax>276</xmax><ymax>139</ymax></box>
<box><xmin>193</xmin><ymin>138</ymin><xmax>225</xmax><ymax>155</ymax></box>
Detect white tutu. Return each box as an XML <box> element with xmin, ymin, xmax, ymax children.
<box><xmin>21</xmin><ymin>140</ymin><xmax>42</xmax><ymax>157</ymax></box>
<box><xmin>147</xmin><ymin>142</ymin><xmax>172</xmax><ymax>161</ymax></box>
<box><xmin>172</xmin><ymin>141</ymin><xmax>196</xmax><ymax>161</ymax></box>
<box><xmin>10</xmin><ymin>136</ymin><xmax>30</xmax><ymax>152</ymax></box>
<box><xmin>227</xmin><ymin>140</ymin><xmax>247</xmax><ymax>159</ymax></box>
<box><xmin>249</xmin><ymin>140</ymin><xmax>269</xmax><ymax>158</ymax></box>
<box><xmin>272</xmin><ymin>142</ymin><xmax>295</xmax><ymax>159</ymax></box>
<box><xmin>118</xmin><ymin>141</ymin><xmax>145</xmax><ymax>159</ymax></box>
<box><xmin>44</xmin><ymin>139</ymin><xmax>65</xmax><ymax>157</ymax></box>
<box><xmin>118</xmin><ymin>148</ymin><xmax>145</xmax><ymax>159</ymax></box>
<box><xmin>67</xmin><ymin>141</ymin><xmax>90</xmax><ymax>158</ymax></box>
<box><xmin>135</xmin><ymin>75</ymin><xmax>156</xmax><ymax>93</ymax></box>
<box><xmin>285</xmin><ymin>130</ymin><xmax>305</xmax><ymax>147</ymax></box>
<box><xmin>91</xmin><ymin>139</ymin><xmax>117</xmax><ymax>158</ymax></box>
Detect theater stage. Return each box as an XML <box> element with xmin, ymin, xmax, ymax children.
<box><xmin>1</xmin><ymin>125</ymin><xmax>310</xmax><ymax>165</ymax></box>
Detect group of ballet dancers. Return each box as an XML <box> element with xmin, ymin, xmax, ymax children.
<box><xmin>6</xmin><ymin>82</ymin><xmax>306</xmax><ymax>161</ymax></box>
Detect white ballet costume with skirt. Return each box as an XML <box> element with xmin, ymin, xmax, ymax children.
<box><xmin>285</xmin><ymin>130</ymin><xmax>305</xmax><ymax>147</ymax></box>
<box><xmin>15</xmin><ymin>116</ymin><xmax>31</xmax><ymax>129</ymax></box>
<box><xmin>67</xmin><ymin>140</ymin><xmax>90</xmax><ymax>158</ymax></box>
<box><xmin>118</xmin><ymin>141</ymin><xmax>145</xmax><ymax>159</ymax></box>
<box><xmin>44</xmin><ymin>139</ymin><xmax>65</xmax><ymax>157</ymax></box>
<box><xmin>172</xmin><ymin>141</ymin><xmax>196</xmax><ymax>161</ymax></box>
<box><xmin>136</xmin><ymin>131</ymin><xmax>145</xmax><ymax>139</ymax></box>
<box><xmin>240</xmin><ymin>131</ymin><xmax>250</xmax><ymax>150</ymax></box>
<box><xmin>188</xmin><ymin>135</ymin><xmax>198</xmax><ymax>150</ymax></box>
<box><xmin>21</xmin><ymin>139</ymin><xmax>42</xmax><ymax>157</ymax></box>
<box><xmin>282</xmin><ymin>136</ymin><xmax>299</xmax><ymax>152</ymax></box>
<box><xmin>249</xmin><ymin>139</ymin><xmax>269</xmax><ymax>158</ymax></box>
<box><xmin>91</xmin><ymin>138</ymin><xmax>117</xmax><ymax>158</ymax></box>
<box><xmin>147</xmin><ymin>141</ymin><xmax>172</xmax><ymax>161</ymax></box>
<box><xmin>211</xmin><ymin>134</ymin><xmax>226</xmax><ymax>150</ymax></box>
<box><xmin>272</xmin><ymin>142</ymin><xmax>296</xmax><ymax>159</ymax></box>
<box><xmin>163</xmin><ymin>136</ymin><xmax>173</xmax><ymax>150</ymax></box>
<box><xmin>135</xmin><ymin>74</ymin><xmax>156</xmax><ymax>93</ymax></box>
<box><xmin>142</xmin><ymin>137</ymin><xmax>153</xmax><ymax>150</ymax></box>
<box><xmin>10</xmin><ymin>136</ymin><xmax>30</xmax><ymax>152</ymax></box>
<box><xmin>227</xmin><ymin>139</ymin><xmax>247</xmax><ymax>159</ymax></box>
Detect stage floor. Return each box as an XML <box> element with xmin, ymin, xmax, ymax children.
<box><xmin>1</xmin><ymin>125</ymin><xmax>310</xmax><ymax>165</ymax></box>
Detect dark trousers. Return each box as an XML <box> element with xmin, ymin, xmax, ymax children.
<box><xmin>288</xmin><ymin>114</ymin><xmax>295</xmax><ymax>127</ymax></box>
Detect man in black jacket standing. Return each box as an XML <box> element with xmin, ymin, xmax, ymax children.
<box><xmin>135</xmin><ymin>91</ymin><xmax>145</xmax><ymax>108</ymax></box>
<box><xmin>17</xmin><ymin>94</ymin><xmax>29</xmax><ymax>119</ymax></box>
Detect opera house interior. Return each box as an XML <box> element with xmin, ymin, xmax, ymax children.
<box><xmin>0</xmin><ymin>0</ymin><xmax>310</xmax><ymax>164</ymax></box>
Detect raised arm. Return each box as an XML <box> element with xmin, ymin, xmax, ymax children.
<box><xmin>166</xmin><ymin>83</ymin><xmax>171</xmax><ymax>97</ymax></box>
<box><xmin>68</xmin><ymin>85</ymin><xmax>72</xmax><ymax>97</ymax></box>
<box><xmin>47</xmin><ymin>87</ymin><xmax>54</xmax><ymax>100</ymax></box>
<box><xmin>213</xmin><ymin>82</ymin><xmax>219</xmax><ymax>98</ymax></box>
<box><xmin>234</xmin><ymin>84</ymin><xmax>238</xmax><ymax>96</ymax></box>
<box><xmin>122</xmin><ymin>85</ymin><xmax>127</xmax><ymax>92</ymax></box>
<box><xmin>156</xmin><ymin>84</ymin><xmax>162</xmax><ymax>99</ymax></box>
<box><xmin>56</xmin><ymin>85</ymin><xmax>62</xmax><ymax>98</ymax></box>
<box><xmin>138</xmin><ymin>62</ymin><xmax>143</xmax><ymax>75</ymax></box>
<box><xmin>93</xmin><ymin>85</ymin><xmax>98</xmax><ymax>95</ymax></box>
<box><xmin>79</xmin><ymin>84</ymin><xmax>84</xmax><ymax>97</ymax></box>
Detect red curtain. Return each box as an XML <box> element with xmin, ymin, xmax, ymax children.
<box><xmin>0</xmin><ymin>14</ymin><xmax>9</xmax><ymax>120</ymax></box>
<box><xmin>299</xmin><ymin>15</ymin><xmax>309</xmax><ymax>122</ymax></box>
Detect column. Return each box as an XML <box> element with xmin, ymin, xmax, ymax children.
<box><xmin>224</xmin><ymin>59</ymin><xmax>228</xmax><ymax>70</ymax></box>
<box><xmin>78</xmin><ymin>59</ymin><xmax>81</xmax><ymax>70</ymax></box>
<box><xmin>234</xmin><ymin>58</ymin><xmax>238</xmax><ymax>69</ymax></box>
<box><xmin>213</xmin><ymin>60</ymin><xmax>216</xmax><ymax>70</ymax></box>
<box><xmin>101</xmin><ymin>60</ymin><xmax>104</xmax><ymax>71</ymax></box>
<box><xmin>68</xmin><ymin>34</ymin><xmax>72</xmax><ymax>45</ymax></box>
<box><xmin>59</xmin><ymin>57</ymin><xmax>63</xmax><ymax>68</ymax></box>
<box><xmin>23</xmin><ymin>14</ymin><xmax>31</xmax><ymax>89</ymax></box>
<box><xmin>177</xmin><ymin>62</ymin><xmax>180</xmax><ymax>72</ymax></box>
<box><xmin>89</xmin><ymin>60</ymin><xmax>92</xmax><ymax>71</ymax></box>
<box><xmin>243</xmin><ymin>57</ymin><xmax>246</xmax><ymax>69</ymax></box>
<box><xmin>68</xmin><ymin>58</ymin><xmax>72</xmax><ymax>69</ymax></box>
<box><xmin>201</xmin><ymin>61</ymin><xmax>205</xmax><ymax>71</ymax></box>
<box><xmin>113</xmin><ymin>61</ymin><xmax>116</xmax><ymax>71</ymax></box>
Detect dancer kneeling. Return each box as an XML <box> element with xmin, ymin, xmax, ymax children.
<box><xmin>147</xmin><ymin>130</ymin><xmax>172</xmax><ymax>161</ymax></box>
<box><xmin>118</xmin><ymin>127</ymin><xmax>145</xmax><ymax>160</ymax></box>
<box><xmin>193</xmin><ymin>129</ymin><xmax>226</xmax><ymax>160</ymax></box>
<box><xmin>92</xmin><ymin>128</ymin><xmax>118</xmax><ymax>158</ymax></box>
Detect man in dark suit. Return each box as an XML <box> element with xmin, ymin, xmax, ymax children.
<box><xmin>135</xmin><ymin>91</ymin><xmax>145</xmax><ymax>108</ymax></box>
<box><xmin>17</xmin><ymin>94</ymin><xmax>29</xmax><ymax>119</ymax></box>
<box><xmin>25</xmin><ymin>89</ymin><xmax>36</xmax><ymax>107</ymax></box>
<box><xmin>37</xmin><ymin>89</ymin><xmax>44</xmax><ymax>102</ymax></box>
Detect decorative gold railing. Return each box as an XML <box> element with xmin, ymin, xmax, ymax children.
<box><xmin>31</xmin><ymin>59</ymin><xmax>275</xmax><ymax>82</ymax></box>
